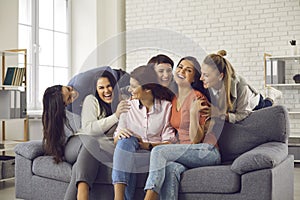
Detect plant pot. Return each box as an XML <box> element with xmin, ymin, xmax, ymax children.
<box><xmin>293</xmin><ymin>74</ymin><xmax>300</xmax><ymax>83</ymax></box>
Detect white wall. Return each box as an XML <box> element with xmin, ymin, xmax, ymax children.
<box><xmin>125</xmin><ymin>0</ymin><xmax>300</xmax><ymax>135</ymax></box>
<box><xmin>71</xmin><ymin>0</ymin><xmax>125</xmax><ymax>75</ymax></box>
<box><xmin>0</xmin><ymin>0</ymin><xmax>18</xmax><ymax>80</ymax></box>
<box><xmin>0</xmin><ymin>0</ymin><xmax>18</xmax><ymax>50</ymax></box>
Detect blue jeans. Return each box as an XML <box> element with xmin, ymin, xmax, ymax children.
<box><xmin>112</xmin><ymin>136</ymin><xmax>150</xmax><ymax>200</ymax></box>
<box><xmin>144</xmin><ymin>143</ymin><xmax>221</xmax><ymax>200</ymax></box>
<box><xmin>253</xmin><ymin>94</ymin><xmax>273</xmax><ymax>110</ymax></box>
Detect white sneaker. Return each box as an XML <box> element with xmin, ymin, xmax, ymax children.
<box><xmin>265</xmin><ymin>86</ymin><xmax>282</xmax><ymax>102</ymax></box>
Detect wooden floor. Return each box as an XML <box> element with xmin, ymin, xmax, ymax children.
<box><xmin>0</xmin><ymin>166</ymin><xmax>300</xmax><ymax>199</ymax></box>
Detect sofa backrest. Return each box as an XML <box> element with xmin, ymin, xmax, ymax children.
<box><xmin>217</xmin><ymin>105</ymin><xmax>290</xmax><ymax>163</ymax></box>
<box><xmin>67</xmin><ymin>66</ymin><xmax>130</xmax><ymax>115</ymax></box>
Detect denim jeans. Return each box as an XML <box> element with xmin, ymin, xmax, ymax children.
<box><xmin>253</xmin><ymin>94</ymin><xmax>273</xmax><ymax>110</ymax></box>
<box><xmin>112</xmin><ymin>136</ymin><xmax>150</xmax><ymax>200</ymax></box>
<box><xmin>144</xmin><ymin>143</ymin><xmax>221</xmax><ymax>200</ymax></box>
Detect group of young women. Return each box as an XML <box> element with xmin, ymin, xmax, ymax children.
<box><xmin>42</xmin><ymin>50</ymin><xmax>282</xmax><ymax>200</ymax></box>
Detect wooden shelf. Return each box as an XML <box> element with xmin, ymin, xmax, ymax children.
<box><xmin>288</xmin><ymin>112</ymin><xmax>300</xmax><ymax>114</ymax></box>
<box><xmin>266</xmin><ymin>55</ymin><xmax>300</xmax><ymax>61</ymax></box>
<box><xmin>0</xmin><ymin>177</ymin><xmax>15</xmax><ymax>182</ymax></box>
<box><xmin>0</xmin><ymin>140</ymin><xmax>21</xmax><ymax>152</ymax></box>
<box><xmin>266</xmin><ymin>83</ymin><xmax>300</xmax><ymax>87</ymax></box>
<box><xmin>0</xmin><ymin>50</ymin><xmax>24</xmax><ymax>56</ymax></box>
<box><xmin>0</xmin><ymin>85</ymin><xmax>26</xmax><ymax>91</ymax></box>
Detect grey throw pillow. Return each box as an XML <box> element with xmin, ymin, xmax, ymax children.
<box><xmin>231</xmin><ymin>142</ymin><xmax>288</xmax><ymax>175</ymax></box>
<box><xmin>217</xmin><ymin>105</ymin><xmax>289</xmax><ymax>163</ymax></box>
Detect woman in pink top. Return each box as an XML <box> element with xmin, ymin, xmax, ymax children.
<box><xmin>144</xmin><ymin>56</ymin><xmax>221</xmax><ymax>200</ymax></box>
<box><xmin>112</xmin><ymin>64</ymin><xmax>177</xmax><ymax>200</ymax></box>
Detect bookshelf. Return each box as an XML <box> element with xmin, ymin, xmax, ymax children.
<box><xmin>264</xmin><ymin>53</ymin><xmax>300</xmax><ymax>162</ymax></box>
<box><xmin>0</xmin><ymin>49</ymin><xmax>28</xmax><ymax>149</ymax></box>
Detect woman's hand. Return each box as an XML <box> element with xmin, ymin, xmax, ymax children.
<box><xmin>115</xmin><ymin>100</ymin><xmax>130</xmax><ymax>118</ymax></box>
<box><xmin>138</xmin><ymin>140</ymin><xmax>150</xmax><ymax>150</ymax></box>
<box><xmin>115</xmin><ymin>128</ymin><xmax>134</xmax><ymax>140</ymax></box>
<box><xmin>190</xmin><ymin>97</ymin><xmax>210</xmax><ymax>117</ymax></box>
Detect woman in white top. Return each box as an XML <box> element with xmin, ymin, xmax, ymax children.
<box><xmin>200</xmin><ymin>50</ymin><xmax>282</xmax><ymax>123</ymax></box>
<box><xmin>80</xmin><ymin>70</ymin><xmax>130</xmax><ymax>163</ymax></box>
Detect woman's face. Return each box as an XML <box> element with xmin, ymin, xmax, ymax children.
<box><xmin>96</xmin><ymin>77</ymin><xmax>114</xmax><ymax>104</ymax></box>
<box><xmin>154</xmin><ymin>63</ymin><xmax>173</xmax><ymax>88</ymax></box>
<box><xmin>61</xmin><ymin>86</ymin><xmax>78</xmax><ymax>105</ymax></box>
<box><xmin>174</xmin><ymin>59</ymin><xmax>195</xmax><ymax>86</ymax></box>
<box><xmin>200</xmin><ymin>64</ymin><xmax>223</xmax><ymax>89</ymax></box>
<box><xmin>128</xmin><ymin>78</ymin><xmax>147</xmax><ymax>100</ymax></box>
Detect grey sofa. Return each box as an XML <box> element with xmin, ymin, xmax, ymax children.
<box><xmin>14</xmin><ymin>105</ymin><xmax>294</xmax><ymax>200</ymax></box>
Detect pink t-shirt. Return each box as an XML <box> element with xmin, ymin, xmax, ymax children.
<box><xmin>114</xmin><ymin>99</ymin><xmax>176</xmax><ymax>143</ymax></box>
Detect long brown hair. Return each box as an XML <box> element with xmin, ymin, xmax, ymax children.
<box><xmin>42</xmin><ymin>85</ymin><xmax>73</xmax><ymax>163</ymax></box>
<box><xmin>202</xmin><ymin>50</ymin><xmax>236</xmax><ymax>111</ymax></box>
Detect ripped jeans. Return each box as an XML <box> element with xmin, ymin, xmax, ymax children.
<box><xmin>144</xmin><ymin>143</ymin><xmax>221</xmax><ymax>200</ymax></box>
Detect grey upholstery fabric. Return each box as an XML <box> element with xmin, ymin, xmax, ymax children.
<box><xmin>14</xmin><ymin>140</ymin><xmax>44</xmax><ymax>159</ymax></box>
<box><xmin>218</xmin><ymin>105</ymin><xmax>289</xmax><ymax>162</ymax></box>
<box><xmin>231</xmin><ymin>142</ymin><xmax>288</xmax><ymax>174</ymax></box>
<box><xmin>14</xmin><ymin>105</ymin><xmax>294</xmax><ymax>200</ymax></box>
<box><xmin>180</xmin><ymin>165</ymin><xmax>240</xmax><ymax>193</ymax></box>
<box><xmin>32</xmin><ymin>156</ymin><xmax>72</xmax><ymax>183</ymax></box>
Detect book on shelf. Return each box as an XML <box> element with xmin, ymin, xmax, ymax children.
<box><xmin>3</xmin><ymin>67</ymin><xmax>25</xmax><ymax>86</ymax></box>
<box><xmin>3</xmin><ymin>67</ymin><xmax>17</xmax><ymax>85</ymax></box>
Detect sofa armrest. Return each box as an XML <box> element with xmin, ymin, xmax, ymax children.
<box><xmin>14</xmin><ymin>140</ymin><xmax>44</xmax><ymax>160</ymax></box>
<box><xmin>231</xmin><ymin>142</ymin><xmax>288</xmax><ymax>175</ymax></box>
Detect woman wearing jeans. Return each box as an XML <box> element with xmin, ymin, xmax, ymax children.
<box><xmin>112</xmin><ymin>65</ymin><xmax>177</xmax><ymax>200</ymax></box>
<box><xmin>144</xmin><ymin>57</ymin><xmax>221</xmax><ymax>200</ymax></box>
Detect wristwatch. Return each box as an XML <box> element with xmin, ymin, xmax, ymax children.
<box><xmin>148</xmin><ymin>143</ymin><xmax>153</xmax><ymax>151</ymax></box>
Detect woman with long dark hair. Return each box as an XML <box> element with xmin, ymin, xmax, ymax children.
<box><xmin>42</xmin><ymin>85</ymin><xmax>100</xmax><ymax>200</ymax></box>
<box><xmin>112</xmin><ymin>64</ymin><xmax>177</xmax><ymax>200</ymax></box>
<box><xmin>80</xmin><ymin>70</ymin><xmax>130</xmax><ymax>141</ymax></box>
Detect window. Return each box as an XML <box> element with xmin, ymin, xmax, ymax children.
<box><xmin>18</xmin><ymin>0</ymin><xmax>70</xmax><ymax>110</ymax></box>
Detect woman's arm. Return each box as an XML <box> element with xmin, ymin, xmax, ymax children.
<box><xmin>160</xmin><ymin>102</ymin><xmax>177</xmax><ymax>143</ymax></box>
<box><xmin>189</xmin><ymin>96</ymin><xmax>210</xmax><ymax>144</ymax></box>
<box><xmin>227</xmin><ymin>85</ymin><xmax>253</xmax><ymax>123</ymax></box>
<box><xmin>81</xmin><ymin>95</ymin><xmax>119</xmax><ymax>136</ymax></box>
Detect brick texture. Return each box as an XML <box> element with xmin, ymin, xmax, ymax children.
<box><xmin>125</xmin><ymin>0</ymin><xmax>300</xmax><ymax>136</ymax></box>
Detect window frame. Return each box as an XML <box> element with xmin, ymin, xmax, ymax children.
<box><xmin>18</xmin><ymin>0</ymin><xmax>71</xmax><ymax>111</ymax></box>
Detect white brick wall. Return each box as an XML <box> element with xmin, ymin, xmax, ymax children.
<box><xmin>125</xmin><ymin>0</ymin><xmax>300</xmax><ymax>136</ymax></box>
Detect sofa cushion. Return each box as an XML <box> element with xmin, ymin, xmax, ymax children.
<box><xmin>14</xmin><ymin>140</ymin><xmax>44</xmax><ymax>160</ymax></box>
<box><xmin>217</xmin><ymin>105</ymin><xmax>289</xmax><ymax>162</ymax></box>
<box><xmin>32</xmin><ymin>156</ymin><xmax>72</xmax><ymax>183</ymax></box>
<box><xmin>180</xmin><ymin>165</ymin><xmax>240</xmax><ymax>193</ymax></box>
<box><xmin>231</xmin><ymin>142</ymin><xmax>288</xmax><ymax>175</ymax></box>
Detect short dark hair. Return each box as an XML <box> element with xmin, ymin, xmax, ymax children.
<box><xmin>147</xmin><ymin>54</ymin><xmax>174</xmax><ymax>68</ymax></box>
<box><xmin>130</xmin><ymin>64</ymin><xmax>174</xmax><ymax>101</ymax></box>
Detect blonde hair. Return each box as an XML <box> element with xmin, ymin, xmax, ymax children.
<box><xmin>203</xmin><ymin>50</ymin><xmax>236</xmax><ymax>111</ymax></box>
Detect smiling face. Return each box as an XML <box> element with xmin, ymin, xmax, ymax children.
<box><xmin>61</xmin><ymin>86</ymin><xmax>79</xmax><ymax>105</ymax></box>
<box><xmin>128</xmin><ymin>77</ymin><xmax>144</xmax><ymax>100</ymax></box>
<box><xmin>96</xmin><ymin>77</ymin><xmax>114</xmax><ymax>104</ymax></box>
<box><xmin>154</xmin><ymin>63</ymin><xmax>173</xmax><ymax>87</ymax></box>
<box><xmin>200</xmin><ymin>64</ymin><xmax>224</xmax><ymax>89</ymax></box>
<box><xmin>174</xmin><ymin>59</ymin><xmax>196</xmax><ymax>87</ymax></box>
